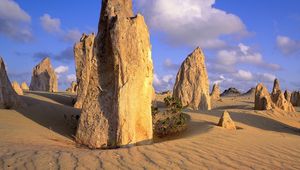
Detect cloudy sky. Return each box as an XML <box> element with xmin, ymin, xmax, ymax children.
<box><xmin>0</xmin><ymin>0</ymin><xmax>300</xmax><ymax>92</ymax></box>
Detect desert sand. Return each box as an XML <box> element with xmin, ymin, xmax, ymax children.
<box><xmin>0</xmin><ymin>92</ymin><xmax>300</xmax><ymax>169</ymax></box>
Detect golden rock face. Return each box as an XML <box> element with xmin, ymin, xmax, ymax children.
<box><xmin>173</xmin><ymin>47</ymin><xmax>211</xmax><ymax>111</ymax></box>
<box><xmin>29</xmin><ymin>57</ymin><xmax>58</xmax><ymax>92</ymax></box>
<box><xmin>75</xmin><ymin>0</ymin><xmax>153</xmax><ymax>149</ymax></box>
<box><xmin>73</xmin><ymin>33</ymin><xmax>95</xmax><ymax>109</ymax></box>
<box><xmin>12</xmin><ymin>81</ymin><xmax>23</xmax><ymax>96</ymax></box>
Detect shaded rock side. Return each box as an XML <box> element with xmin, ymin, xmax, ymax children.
<box><xmin>73</xmin><ymin>33</ymin><xmax>95</xmax><ymax>109</ymax></box>
<box><xmin>291</xmin><ymin>91</ymin><xmax>300</xmax><ymax>106</ymax></box>
<box><xmin>76</xmin><ymin>0</ymin><xmax>153</xmax><ymax>149</ymax></box>
<box><xmin>11</xmin><ymin>81</ymin><xmax>23</xmax><ymax>95</ymax></box>
<box><xmin>0</xmin><ymin>57</ymin><xmax>22</xmax><ymax>109</ymax></box>
<box><xmin>173</xmin><ymin>47</ymin><xmax>211</xmax><ymax>110</ymax></box>
<box><xmin>284</xmin><ymin>90</ymin><xmax>291</xmax><ymax>102</ymax></box>
<box><xmin>217</xmin><ymin>111</ymin><xmax>236</xmax><ymax>130</ymax></box>
<box><xmin>29</xmin><ymin>57</ymin><xmax>58</xmax><ymax>92</ymax></box>
<box><xmin>210</xmin><ymin>83</ymin><xmax>220</xmax><ymax>100</ymax></box>
<box><xmin>21</xmin><ymin>82</ymin><xmax>29</xmax><ymax>90</ymax></box>
<box><xmin>221</xmin><ymin>87</ymin><xmax>241</xmax><ymax>97</ymax></box>
<box><xmin>254</xmin><ymin>83</ymin><xmax>275</xmax><ymax>110</ymax></box>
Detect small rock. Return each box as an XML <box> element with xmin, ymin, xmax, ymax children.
<box><xmin>217</xmin><ymin>111</ymin><xmax>236</xmax><ymax>130</ymax></box>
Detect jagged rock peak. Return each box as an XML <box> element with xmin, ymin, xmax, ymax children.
<box><xmin>173</xmin><ymin>47</ymin><xmax>211</xmax><ymax>110</ymax></box>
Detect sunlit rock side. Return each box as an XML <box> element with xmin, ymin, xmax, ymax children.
<box><xmin>173</xmin><ymin>47</ymin><xmax>211</xmax><ymax>110</ymax></box>
<box><xmin>73</xmin><ymin>33</ymin><xmax>95</xmax><ymax>109</ymax></box>
<box><xmin>76</xmin><ymin>0</ymin><xmax>154</xmax><ymax>149</ymax></box>
<box><xmin>29</xmin><ymin>57</ymin><xmax>58</xmax><ymax>92</ymax></box>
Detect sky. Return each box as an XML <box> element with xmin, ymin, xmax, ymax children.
<box><xmin>0</xmin><ymin>0</ymin><xmax>300</xmax><ymax>93</ymax></box>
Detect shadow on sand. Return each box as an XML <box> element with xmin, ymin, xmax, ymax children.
<box><xmin>17</xmin><ymin>93</ymin><xmax>80</xmax><ymax>140</ymax></box>
<box><xmin>190</xmin><ymin>107</ymin><xmax>300</xmax><ymax>136</ymax></box>
<box><xmin>28</xmin><ymin>91</ymin><xmax>76</xmax><ymax>107</ymax></box>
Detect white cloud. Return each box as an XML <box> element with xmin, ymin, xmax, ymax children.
<box><xmin>276</xmin><ymin>35</ymin><xmax>300</xmax><ymax>55</ymax></box>
<box><xmin>235</xmin><ymin>70</ymin><xmax>253</xmax><ymax>81</ymax></box>
<box><xmin>153</xmin><ymin>73</ymin><xmax>175</xmax><ymax>92</ymax></box>
<box><xmin>66</xmin><ymin>74</ymin><xmax>76</xmax><ymax>83</ymax></box>
<box><xmin>40</xmin><ymin>14</ymin><xmax>61</xmax><ymax>33</ymax></box>
<box><xmin>40</xmin><ymin>13</ymin><xmax>83</xmax><ymax>43</ymax></box>
<box><xmin>55</xmin><ymin>65</ymin><xmax>69</xmax><ymax>74</ymax></box>
<box><xmin>214</xmin><ymin>43</ymin><xmax>281</xmax><ymax>71</ymax></box>
<box><xmin>136</xmin><ymin>0</ymin><xmax>247</xmax><ymax>49</ymax></box>
<box><xmin>63</xmin><ymin>29</ymin><xmax>82</xmax><ymax>42</ymax></box>
<box><xmin>163</xmin><ymin>58</ymin><xmax>180</xmax><ymax>70</ymax></box>
<box><xmin>0</xmin><ymin>0</ymin><xmax>32</xmax><ymax>42</ymax></box>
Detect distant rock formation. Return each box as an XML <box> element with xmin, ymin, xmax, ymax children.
<box><xmin>255</xmin><ymin>80</ymin><xmax>295</xmax><ymax>112</ymax></box>
<box><xmin>173</xmin><ymin>47</ymin><xmax>211</xmax><ymax>110</ymax></box>
<box><xmin>291</xmin><ymin>91</ymin><xmax>300</xmax><ymax>106</ymax></box>
<box><xmin>255</xmin><ymin>83</ymin><xmax>275</xmax><ymax>110</ymax></box>
<box><xmin>29</xmin><ymin>57</ymin><xmax>58</xmax><ymax>92</ymax></box>
<box><xmin>270</xmin><ymin>79</ymin><xmax>295</xmax><ymax>112</ymax></box>
<box><xmin>0</xmin><ymin>57</ymin><xmax>22</xmax><ymax>109</ymax></box>
<box><xmin>221</xmin><ymin>87</ymin><xmax>241</xmax><ymax>97</ymax></box>
<box><xmin>11</xmin><ymin>81</ymin><xmax>23</xmax><ymax>95</ymax></box>
<box><xmin>210</xmin><ymin>83</ymin><xmax>220</xmax><ymax>100</ymax></box>
<box><xmin>73</xmin><ymin>33</ymin><xmax>95</xmax><ymax>109</ymax></box>
<box><xmin>21</xmin><ymin>82</ymin><xmax>29</xmax><ymax>91</ymax></box>
<box><xmin>284</xmin><ymin>90</ymin><xmax>291</xmax><ymax>102</ymax></box>
<box><xmin>243</xmin><ymin>87</ymin><xmax>255</xmax><ymax>96</ymax></box>
<box><xmin>66</xmin><ymin>81</ymin><xmax>78</xmax><ymax>93</ymax></box>
<box><xmin>76</xmin><ymin>0</ymin><xmax>154</xmax><ymax>149</ymax></box>
<box><xmin>217</xmin><ymin>111</ymin><xmax>236</xmax><ymax>130</ymax></box>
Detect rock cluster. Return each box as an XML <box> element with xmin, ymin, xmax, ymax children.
<box><xmin>221</xmin><ymin>88</ymin><xmax>241</xmax><ymax>97</ymax></box>
<box><xmin>73</xmin><ymin>33</ymin><xmax>95</xmax><ymax>108</ymax></box>
<box><xmin>255</xmin><ymin>79</ymin><xmax>295</xmax><ymax>112</ymax></box>
<box><xmin>210</xmin><ymin>83</ymin><xmax>220</xmax><ymax>100</ymax></box>
<box><xmin>270</xmin><ymin>79</ymin><xmax>295</xmax><ymax>112</ymax></box>
<box><xmin>0</xmin><ymin>57</ymin><xmax>22</xmax><ymax>109</ymax></box>
<box><xmin>29</xmin><ymin>57</ymin><xmax>58</xmax><ymax>92</ymax></box>
<box><xmin>76</xmin><ymin>0</ymin><xmax>154</xmax><ymax>149</ymax></box>
<box><xmin>254</xmin><ymin>83</ymin><xmax>274</xmax><ymax>110</ymax></box>
<box><xmin>217</xmin><ymin>111</ymin><xmax>236</xmax><ymax>130</ymax></box>
<box><xmin>66</xmin><ymin>81</ymin><xmax>78</xmax><ymax>93</ymax></box>
<box><xmin>11</xmin><ymin>81</ymin><xmax>23</xmax><ymax>95</ymax></box>
<box><xmin>21</xmin><ymin>82</ymin><xmax>29</xmax><ymax>90</ymax></box>
<box><xmin>173</xmin><ymin>47</ymin><xmax>211</xmax><ymax>110</ymax></box>
<box><xmin>291</xmin><ymin>91</ymin><xmax>300</xmax><ymax>106</ymax></box>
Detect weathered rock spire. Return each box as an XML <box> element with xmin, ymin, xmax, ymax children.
<box><xmin>76</xmin><ymin>0</ymin><xmax>153</xmax><ymax>149</ymax></box>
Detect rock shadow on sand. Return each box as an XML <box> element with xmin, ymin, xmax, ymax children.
<box><xmin>191</xmin><ymin>109</ymin><xmax>300</xmax><ymax>136</ymax></box>
<box><xmin>16</xmin><ymin>94</ymin><xmax>80</xmax><ymax>140</ymax></box>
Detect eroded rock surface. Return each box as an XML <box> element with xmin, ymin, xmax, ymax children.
<box><xmin>270</xmin><ymin>79</ymin><xmax>295</xmax><ymax>112</ymax></box>
<box><xmin>0</xmin><ymin>57</ymin><xmax>22</xmax><ymax>109</ymax></box>
<box><xmin>21</xmin><ymin>82</ymin><xmax>29</xmax><ymax>91</ymax></box>
<box><xmin>29</xmin><ymin>57</ymin><xmax>58</xmax><ymax>92</ymax></box>
<box><xmin>173</xmin><ymin>48</ymin><xmax>211</xmax><ymax>110</ymax></box>
<box><xmin>76</xmin><ymin>0</ymin><xmax>153</xmax><ymax>149</ymax></box>
<box><xmin>210</xmin><ymin>83</ymin><xmax>220</xmax><ymax>100</ymax></box>
<box><xmin>254</xmin><ymin>83</ymin><xmax>274</xmax><ymax>110</ymax></box>
<box><xmin>11</xmin><ymin>81</ymin><xmax>23</xmax><ymax>95</ymax></box>
<box><xmin>221</xmin><ymin>88</ymin><xmax>241</xmax><ymax>97</ymax></box>
<box><xmin>291</xmin><ymin>91</ymin><xmax>300</xmax><ymax>106</ymax></box>
<box><xmin>66</xmin><ymin>81</ymin><xmax>78</xmax><ymax>94</ymax></box>
<box><xmin>73</xmin><ymin>33</ymin><xmax>95</xmax><ymax>108</ymax></box>
<box><xmin>217</xmin><ymin>111</ymin><xmax>236</xmax><ymax>130</ymax></box>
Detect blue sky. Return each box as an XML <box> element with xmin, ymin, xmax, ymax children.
<box><xmin>0</xmin><ymin>0</ymin><xmax>300</xmax><ymax>92</ymax></box>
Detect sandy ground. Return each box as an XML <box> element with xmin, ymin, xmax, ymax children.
<box><xmin>0</xmin><ymin>92</ymin><xmax>300</xmax><ymax>169</ymax></box>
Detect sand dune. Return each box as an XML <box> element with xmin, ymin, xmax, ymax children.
<box><xmin>0</xmin><ymin>92</ymin><xmax>300</xmax><ymax>169</ymax></box>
